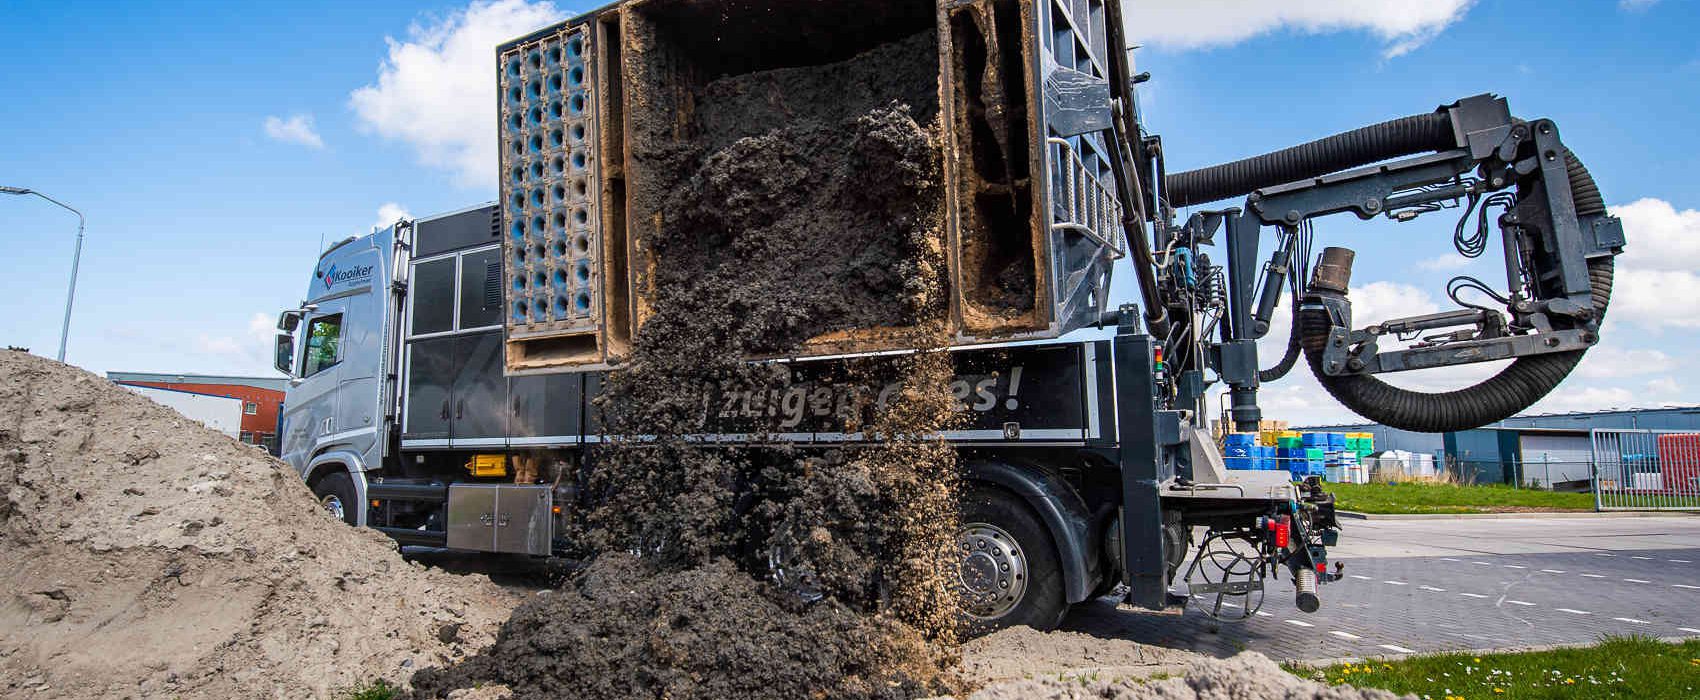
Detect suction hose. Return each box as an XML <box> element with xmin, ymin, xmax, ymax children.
<box><xmin>1297</xmin><ymin>150</ymin><xmax>1614</xmax><ymax>433</ymax></box>
<box><xmin>1166</xmin><ymin>112</ymin><xmax>1455</xmax><ymax>208</ymax></box>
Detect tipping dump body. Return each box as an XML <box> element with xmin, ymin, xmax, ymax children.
<box><xmin>497</xmin><ymin>0</ymin><xmax>1130</xmax><ymax>372</ymax></box>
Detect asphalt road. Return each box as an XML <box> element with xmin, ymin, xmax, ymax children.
<box><xmin>1063</xmin><ymin>515</ymin><xmax>1700</xmax><ymax>661</ymax></box>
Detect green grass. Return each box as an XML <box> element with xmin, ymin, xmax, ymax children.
<box><xmin>338</xmin><ymin>679</ymin><xmax>398</xmax><ymax>700</ymax></box>
<box><xmin>1288</xmin><ymin>636</ymin><xmax>1700</xmax><ymax>699</ymax></box>
<box><xmin>1325</xmin><ymin>482</ymin><xmax>1595</xmax><ymax>514</ymax></box>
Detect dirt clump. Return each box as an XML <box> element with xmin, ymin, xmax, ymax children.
<box><xmin>0</xmin><ymin>349</ymin><xmax>516</xmax><ymax>699</ymax></box>
<box><xmin>413</xmin><ymin>30</ymin><xmax>966</xmax><ymax>700</ymax></box>
<box><xmin>969</xmin><ymin>652</ymin><xmax>1412</xmax><ymax>700</ymax></box>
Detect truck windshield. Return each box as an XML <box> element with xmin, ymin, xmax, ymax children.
<box><xmin>302</xmin><ymin>314</ymin><xmax>343</xmax><ymax>377</ymax></box>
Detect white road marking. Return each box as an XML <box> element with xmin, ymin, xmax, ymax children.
<box><xmin>1613</xmin><ymin>617</ymin><xmax>1649</xmax><ymax>624</ymax></box>
<box><xmin>1419</xmin><ymin>585</ymin><xmax>1447</xmax><ymax>592</ymax></box>
<box><xmin>1379</xmin><ymin>644</ymin><xmax>1417</xmax><ymax>654</ymax></box>
<box><xmin>1505</xmin><ymin>600</ymin><xmax>1536</xmax><ymax>607</ymax></box>
<box><xmin>1679</xmin><ymin>628</ymin><xmax>1700</xmax><ymax>634</ymax></box>
<box><xmin>1624</xmin><ymin>578</ymin><xmax>1651</xmax><ymax>584</ymax></box>
<box><xmin>1459</xmin><ymin>593</ymin><xmax>1489</xmax><ymax>598</ymax></box>
<box><xmin>1556</xmin><ymin>608</ymin><xmax>1592</xmax><ymax>615</ymax></box>
<box><xmin>1631</xmin><ymin>556</ymin><xmax>1652</xmax><ymax>560</ymax></box>
<box><xmin>1503</xmin><ymin>564</ymin><xmax>1527</xmax><ymax>569</ymax></box>
<box><xmin>1255</xmin><ymin>611</ymin><xmax>1272</xmax><ymax>617</ymax></box>
<box><xmin>1539</xmin><ymin>569</ymin><xmax>1566</xmax><ymax>574</ymax></box>
<box><xmin>1672</xmin><ymin>584</ymin><xmax>1700</xmax><ymax>590</ymax></box>
<box><xmin>1670</xmin><ymin>559</ymin><xmax>1692</xmax><ymax>564</ymax></box>
<box><xmin>1286</xmin><ymin>619</ymin><xmax>1315</xmax><ymax>628</ymax></box>
<box><xmin>1438</xmin><ymin>557</ymin><xmax>1461</xmax><ymax>562</ymax></box>
<box><xmin>1595</xmin><ymin>553</ymin><xmax>1615</xmax><ymax>557</ymax></box>
<box><xmin>1472</xmin><ymin>561</ymin><xmax>1494</xmax><ymax>566</ymax></box>
<box><xmin>1580</xmin><ymin>573</ymin><xmax>1606</xmax><ymax>578</ymax></box>
<box><xmin>1220</xmin><ymin>602</ymin><xmax>1242</xmax><ymax>608</ymax></box>
<box><xmin>1349</xmin><ymin>574</ymin><xmax>1372</xmax><ymax>580</ymax></box>
<box><xmin>1384</xmin><ymin>580</ymin><xmax>1408</xmax><ymax>586</ymax></box>
<box><xmin>1330</xmin><ymin>630</ymin><xmax>1362</xmax><ymax>640</ymax></box>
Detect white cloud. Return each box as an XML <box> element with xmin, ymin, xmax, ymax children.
<box><xmin>1619</xmin><ymin>0</ymin><xmax>1660</xmax><ymax>12</ymax></box>
<box><xmin>1605</xmin><ymin>198</ymin><xmax>1700</xmax><ymax>329</ymax></box>
<box><xmin>263</xmin><ymin>114</ymin><xmax>325</xmax><ymax>149</ymax></box>
<box><xmin>350</xmin><ymin>0</ymin><xmax>567</xmax><ymax>189</ymax></box>
<box><xmin>1574</xmin><ymin>341</ymin><xmax>1674</xmax><ymax>379</ymax></box>
<box><xmin>1415</xmin><ymin>254</ymin><xmax>1472</xmax><ymax>272</ymax></box>
<box><xmin>1131</xmin><ymin>0</ymin><xmax>1475</xmax><ymax>58</ymax></box>
<box><xmin>193</xmin><ymin>312</ymin><xmax>281</xmax><ymax>375</ymax></box>
<box><xmin>374</xmin><ymin>202</ymin><xmax>412</xmax><ymax>232</ymax></box>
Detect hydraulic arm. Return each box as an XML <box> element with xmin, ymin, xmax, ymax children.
<box><xmin>1135</xmin><ymin>94</ymin><xmax>1623</xmax><ymax>433</ymax></box>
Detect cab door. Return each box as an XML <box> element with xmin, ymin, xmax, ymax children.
<box><xmin>280</xmin><ymin>303</ymin><xmax>347</xmax><ymax>466</ymax></box>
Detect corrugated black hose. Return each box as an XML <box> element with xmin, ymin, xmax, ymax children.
<box><xmin>1296</xmin><ymin>149</ymin><xmax>1614</xmax><ymax>433</ymax></box>
<box><xmin>1165</xmin><ymin>112</ymin><xmax>1456</xmax><ymax>208</ymax></box>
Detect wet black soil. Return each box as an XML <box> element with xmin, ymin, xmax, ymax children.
<box><xmin>409</xmin><ymin>555</ymin><xmax>953</xmax><ymax>700</ymax></box>
<box><xmin>411</xmin><ymin>28</ymin><xmax>965</xmax><ymax>700</ymax></box>
<box><xmin>641</xmin><ymin>30</ymin><xmax>946</xmax><ymax>354</ymax></box>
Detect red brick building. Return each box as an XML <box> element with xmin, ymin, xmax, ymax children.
<box><xmin>108</xmin><ymin>372</ymin><xmax>289</xmax><ymax>453</ymax></box>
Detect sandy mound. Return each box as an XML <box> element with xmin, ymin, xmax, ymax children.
<box><xmin>961</xmin><ymin>626</ymin><xmax>1197</xmax><ymax>682</ymax></box>
<box><xmin>969</xmin><ymin>651</ymin><xmax>1412</xmax><ymax>700</ymax></box>
<box><xmin>0</xmin><ymin>350</ymin><xmax>516</xmax><ymax>698</ymax></box>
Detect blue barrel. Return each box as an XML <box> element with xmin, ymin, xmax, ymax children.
<box><xmin>1223</xmin><ymin>433</ymin><xmax>1255</xmax><ymax>459</ymax></box>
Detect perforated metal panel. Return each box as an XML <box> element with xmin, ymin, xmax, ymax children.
<box><xmin>498</xmin><ymin>24</ymin><xmax>601</xmax><ymax>341</ymax></box>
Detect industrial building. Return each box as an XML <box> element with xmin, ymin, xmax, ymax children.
<box><xmin>1300</xmin><ymin>406</ymin><xmax>1700</xmax><ymax>488</ymax></box>
<box><xmin>107</xmin><ymin>372</ymin><xmax>288</xmax><ymax>454</ymax></box>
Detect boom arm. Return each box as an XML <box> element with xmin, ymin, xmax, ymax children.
<box><xmin>1144</xmin><ymin>95</ymin><xmax>1624</xmax><ymax>433</ymax></box>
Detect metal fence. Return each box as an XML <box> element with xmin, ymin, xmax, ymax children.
<box><xmin>1589</xmin><ymin>429</ymin><xmax>1700</xmax><ymax>511</ymax></box>
<box><xmin>1447</xmin><ymin>459</ymin><xmax>1594</xmax><ymax>491</ymax></box>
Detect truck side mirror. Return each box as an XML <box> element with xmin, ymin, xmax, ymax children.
<box><xmin>274</xmin><ymin>334</ymin><xmax>295</xmax><ymax>376</ymax></box>
<box><xmin>278</xmin><ymin>309</ymin><xmax>303</xmax><ymax>332</ymax></box>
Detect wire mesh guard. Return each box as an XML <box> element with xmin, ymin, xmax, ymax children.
<box><xmin>1181</xmin><ymin>532</ymin><xmax>1267</xmax><ymax>622</ymax></box>
<box><xmin>499</xmin><ymin>26</ymin><xmax>601</xmax><ymax>337</ymax></box>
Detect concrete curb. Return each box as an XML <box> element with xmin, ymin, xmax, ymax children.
<box><xmin>1336</xmin><ymin>509</ymin><xmax>1696</xmax><ymax>520</ymax></box>
<box><xmin>1287</xmin><ymin>634</ymin><xmax>1700</xmax><ymax>666</ymax></box>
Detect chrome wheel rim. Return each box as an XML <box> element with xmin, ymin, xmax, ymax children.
<box><xmin>320</xmin><ymin>494</ymin><xmax>346</xmax><ymax>522</ymax></box>
<box><xmin>958</xmin><ymin>522</ymin><xmax>1028</xmax><ymax>620</ymax></box>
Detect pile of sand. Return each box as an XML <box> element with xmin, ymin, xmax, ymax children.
<box><xmin>969</xmin><ymin>652</ymin><xmax>1412</xmax><ymax>700</ymax></box>
<box><xmin>0</xmin><ymin>349</ymin><xmax>516</xmax><ymax>698</ymax></box>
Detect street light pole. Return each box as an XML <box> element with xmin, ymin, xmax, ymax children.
<box><xmin>1</xmin><ymin>186</ymin><xmax>85</xmax><ymax>362</ymax></box>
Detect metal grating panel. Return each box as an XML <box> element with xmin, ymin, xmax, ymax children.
<box><xmin>498</xmin><ymin>24</ymin><xmax>601</xmax><ymax>339</ymax></box>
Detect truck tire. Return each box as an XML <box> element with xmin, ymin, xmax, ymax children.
<box><xmin>311</xmin><ymin>471</ymin><xmax>359</xmax><ymax>526</ymax></box>
<box><xmin>959</xmin><ymin>486</ymin><xmax>1067</xmax><ymax>633</ymax></box>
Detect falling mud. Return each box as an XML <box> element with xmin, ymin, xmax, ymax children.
<box><xmin>414</xmin><ymin>29</ymin><xmax>966</xmax><ymax>700</ymax></box>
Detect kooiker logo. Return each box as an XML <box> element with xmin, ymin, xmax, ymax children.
<box><xmin>316</xmin><ymin>264</ymin><xmax>374</xmax><ymax>289</ymax></box>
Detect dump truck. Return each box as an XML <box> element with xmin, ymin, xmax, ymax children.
<box><xmin>275</xmin><ymin>0</ymin><xmax>1622</xmax><ymax>629</ymax></box>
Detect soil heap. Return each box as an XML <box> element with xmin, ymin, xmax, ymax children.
<box><xmin>412</xmin><ymin>30</ymin><xmax>966</xmax><ymax>700</ymax></box>
<box><xmin>0</xmin><ymin>349</ymin><xmax>516</xmax><ymax>698</ymax></box>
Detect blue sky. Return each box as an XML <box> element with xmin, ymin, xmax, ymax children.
<box><xmin>1</xmin><ymin>0</ymin><xmax>1695</xmax><ymax>424</ymax></box>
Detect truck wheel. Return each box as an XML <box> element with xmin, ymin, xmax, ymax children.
<box><xmin>959</xmin><ymin>486</ymin><xmax>1067</xmax><ymax>633</ymax></box>
<box><xmin>312</xmin><ymin>471</ymin><xmax>359</xmax><ymax>526</ymax></box>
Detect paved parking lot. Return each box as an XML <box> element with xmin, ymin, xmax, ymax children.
<box><xmin>1064</xmin><ymin>515</ymin><xmax>1700</xmax><ymax>661</ymax></box>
